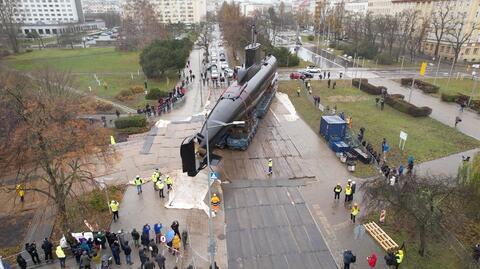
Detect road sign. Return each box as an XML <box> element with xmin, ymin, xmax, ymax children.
<box><xmin>160</xmin><ymin>236</ymin><xmax>166</xmax><ymax>243</ymax></box>
<box><xmin>420</xmin><ymin>62</ymin><xmax>427</xmax><ymax>76</ymax></box>
<box><xmin>209</xmin><ymin>172</ymin><xmax>219</xmax><ymax>180</ymax></box>
<box><xmin>399</xmin><ymin>131</ymin><xmax>408</xmax><ymax>150</ymax></box>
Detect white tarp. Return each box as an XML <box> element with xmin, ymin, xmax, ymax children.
<box><xmin>276</xmin><ymin>92</ymin><xmax>299</xmax><ymax>121</ymax></box>
<box><xmin>164</xmin><ymin>170</ymin><xmax>210</xmax><ymax>215</ymax></box>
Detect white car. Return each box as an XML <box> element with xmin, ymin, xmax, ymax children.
<box><xmin>211</xmin><ymin>69</ymin><xmax>219</xmax><ymax>79</ymax></box>
<box><xmin>224</xmin><ymin>68</ymin><xmax>234</xmax><ymax>78</ymax></box>
<box><xmin>306</xmin><ymin>66</ymin><xmax>321</xmax><ymax>73</ymax></box>
<box><xmin>220</xmin><ymin>62</ymin><xmax>229</xmax><ymax>70</ymax></box>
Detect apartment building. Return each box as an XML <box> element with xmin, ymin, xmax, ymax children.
<box><xmin>150</xmin><ymin>0</ymin><xmax>206</xmax><ymax>24</ymax></box>
<box><xmin>82</xmin><ymin>0</ymin><xmax>121</xmax><ymax>14</ymax></box>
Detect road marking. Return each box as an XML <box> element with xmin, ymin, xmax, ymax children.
<box><xmin>285</xmin><ymin>190</ymin><xmax>295</xmax><ymax>205</ymax></box>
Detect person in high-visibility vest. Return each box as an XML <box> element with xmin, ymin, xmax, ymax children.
<box><xmin>151</xmin><ymin>169</ymin><xmax>160</xmax><ymax>190</ymax></box>
<box><xmin>109</xmin><ymin>200</ymin><xmax>120</xmax><ymax>221</ymax></box>
<box><xmin>395</xmin><ymin>249</ymin><xmax>404</xmax><ymax>269</ymax></box>
<box><xmin>344</xmin><ymin>183</ymin><xmax>352</xmax><ymax>202</ymax></box>
<box><xmin>165</xmin><ymin>175</ymin><xmax>173</xmax><ymax>190</ymax></box>
<box><xmin>55</xmin><ymin>246</ymin><xmax>66</xmax><ymax>268</ymax></box>
<box><xmin>134</xmin><ymin>175</ymin><xmax>143</xmax><ymax>194</ymax></box>
<box><xmin>16</xmin><ymin>184</ymin><xmax>25</xmax><ymax>202</ymax></box>
<box><xmin>350</xmin><ymin>203</ymin><xmax>360</xmax><ymax>223</ymax></box>
<box><xmin>333</xmin><ymin>183</ymin><xmax>342</xmax><ymax>200</ymax></box>
<box><xmin>211</xmin><ymin>193</ymin><xmax>221</xmax><ymax>213</ymax></box>
<box><xmin>267</xmin><ymin>159</ymin><xmax>273</xmax><ymax>175</ymax></box>
<box><xmin>156</xmin><ymin>180</ymin><xmax>165</xmax><ymax>198</ymax></box>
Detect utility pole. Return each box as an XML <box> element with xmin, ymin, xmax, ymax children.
<box><xmin>433</xmin><ymin>57</ymin><xmax>441</xmax><ymax>86</ymax></box>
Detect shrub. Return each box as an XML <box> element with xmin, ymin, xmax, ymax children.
<box><xmin>89</xmin><ymin>189</ymin><xmax>108</xmax><ymax>212</ymax></box>
<box><xmin>401</xmin><ymin>78</ymin><xmax>439</xmax><ymax>94</ymax></box>
<box><xmin>441</xmin><ymin>93</ymin><xmax>460</xmax><ymax>102</ymax></box>
<box><xmin>114</xmin><ymin>115</ymin><xmax>147</xmax><ymax>129</ymax></box>
<box><xmin>352</xmin><ymin>79</ymin><xmax>384</xmax><ymax>95</ymax></box>
<box><xmin>95</xmin><ymin>101</ymin><xmax>114</xmax><ymax>112</ymax></box>
<box><xmin>272</xmin><ymin>47</ymin><xmax>300</xmax><ymax>67</ymax></box>
<box><xmin>307</xmin><ymin>35</ymin><xmax>315</xmax><ymax>41</ymax></box>
<box><xmin>329</xmin><ymin>41</ymin><xmax>337</xmax><ymax>49</ymax></box>
<box><xmin>115</xmin><ymin>89</ymin><xmax>134</xmax><ymax>101</ymax></box>
<box><xmin>115</xmin><ymin>126</ymin><xmax>150</xmax><ymax>135</ymax></box>
<box><xmin>130</xmin><ymin>85</ymin><xmax>145</xmax><ymax>94</ymax></box>
<box><xmin>145</xmin><ymin>88</ymin><xmax>167</xmax><ymax>100</ymax></box>
<box><xmin>385</xmin><ymin>94</ymin><xmax>432</xmax><ymax>117</ymax></box>
<box><xmin>377</xmin><ymin>52</ymin><xmax>393</xmax><ymax>65</ymax></box>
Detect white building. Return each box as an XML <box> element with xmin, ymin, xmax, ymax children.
<box><xmin>344</xmin><ymin>0</ymin><xmax>368</xmax><ymax>15</ymax></box>
<box><xmin>149</xmin><ymin>0</ymin><xmax>207</xmax><ymax>24</ymax></box>
<box><xmin>239</xmin><ymin>1</ymin><xmax>273</xmax><ymax>16</ymax></box>
<box><xmin>82</xmin><ymin>0</ymin><xmax>121</xmax><ymax>14</ymax></box>
<box><xmin>367</xmin><ymin>0</ymin><xmax>393</xmax><ymax>15</ymax></box>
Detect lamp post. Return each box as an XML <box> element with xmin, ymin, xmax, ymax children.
<box><xmin>400</xmin><ymin>56</ymin><xmax>405</xmax><ymax>73</ymax></box>
<box><xmin>204</xmin><ymin>119</ymin><xmax>245</xmax><ymax>269</ymax></box>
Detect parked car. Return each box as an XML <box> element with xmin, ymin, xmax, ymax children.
<box><xmin>224</xmin><ymin>68</ymin><xmax>234</xmax><ymax>78</ymax></box>
<box><xmin>299</xmin><ymin>70</ymin><xmax>314</xmax><ymax>78</ymax></box>
<box><xmin>220</xmin><ymin>62</ymin><xmax>229</xmax><ymax>70</ymax></box>
<box><xmin>290</xmin><ymin>72</ymin><xmax>305</xmax><ymax>80</ymax></box>
<box><xmin>306</xmin><ymin>66</ymin><xmax>321</xmax><ymax>73</ymax></box>
<box><xmin>211</xmin><ymin>69</ymin><xmax>219</xmax><ymax>79</ymax></box>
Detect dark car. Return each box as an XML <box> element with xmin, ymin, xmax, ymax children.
<box><xmin>290</xmin><ymin>72</ymin><xmax>305</xmax><ymax>80</ymax></box>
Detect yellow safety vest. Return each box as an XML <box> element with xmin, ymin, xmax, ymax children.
<box><xmin>396</xmin><ymin>250</ymin><xmax>404</xmax><ymax>264</ymax></box>
<box><xmin>211</xmin><ymin>196</ymin><xmax>220</xmax><ymax>206</ymax></box>
<box><xmin>156</xmin><ymin>181</ymin><xmax>164</xmax><ymax>190</ymax></box>
<box><xmin>165</xmin><ymin>176</ymin><xmax>173</xmax><ymax>185</ymax></box>
<box><xmin>151</xmin><ymin>173</ymin><xmax>159</xmax><ymax>183</ymax></box>
<box><xmin>268</xmin><ymin>160</ymin><xmax>273</xmax><ymax>168</ymax></box>
<box><xmin>334</xmin><ymin>186</ymin><xmax>342</xmax><ymax>193</ymax></box>
<box><xmin>110</xmin><ymin>201</ymin><xmax>119</xmax><ymax>212</ymax></box>
<box><xmin>351</xmin><ymin>206</ymin><xmax>359</xmax><ymax>216</ymax></box>
<box><xmin>55</xmin><ymin>246</ymin><xmax>65</xmax><ymax>258</ymax></box>
<box><xmin>134</xmin><ymin>178</ymin><xmax>142</xmax><ymax>186</ymax></box>
<box><xmin>345</xmin><ymin>186</ymin><xmax>352</xmax><ymax>195</ymax></box>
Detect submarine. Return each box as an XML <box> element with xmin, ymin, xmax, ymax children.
<box><xmin>181</xmin><ymin>27</ymin><xmax>278</xmax><ymax>177</ymax></box>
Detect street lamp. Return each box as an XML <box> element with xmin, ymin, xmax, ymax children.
<box><xmin>204</xmin><ymin>119</ymin><xmax>245</xmax><ymax>269</ymax></box>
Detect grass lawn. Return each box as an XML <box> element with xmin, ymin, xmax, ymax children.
<box><xmin>4</xmin><ymin>48</ymin><xmax>178</xmax><ymax>109</ymax></box>
<box><xmin>423</xmin><ymin>78</ymin><xmax>480</xmax><ymax>98</ymax></box>
<box><xmin>279</xmin><ymin>80</ymin><xmax>480</xmax><ymax>177</ymax></box>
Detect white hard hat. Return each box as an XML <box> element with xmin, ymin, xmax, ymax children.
<box><xmin>136</xmin><ymin>175</ymin><xmax>140</xmax><ymax>178</ymax></box>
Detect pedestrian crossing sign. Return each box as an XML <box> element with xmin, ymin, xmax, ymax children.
<box><xmin>209</xmin><ymin>172</ymin><xmax>219</xmax><ymax>180</ymax></box>
<box><xmin>420</xmin><ymin>62</ymin><xmax>427</xmax><ymax>76</ymax></box>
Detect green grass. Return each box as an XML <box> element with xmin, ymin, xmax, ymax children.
<box><xmin>4</xmin><ymin>48</ymin><xmax>178</xmax><ymax>108</ymax></box>
<box><xmin>423</xmin><ymin>78</ymin><xmax>480</xmax><ymax>98</ymax></box>
<box><xmin>279</xmin><ymin>80</ymin><xmax>480</xmax><ymax>177</ymax></box>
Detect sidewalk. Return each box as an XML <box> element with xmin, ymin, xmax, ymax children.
<box><xmin>369</xmin><ymin>77</ymin><xmax>480</xmax><ymax>140</ymax></box>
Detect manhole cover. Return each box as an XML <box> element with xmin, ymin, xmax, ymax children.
<box><xmin>217</xmin><ymin>234</ymin><xmax>226</xmax><ymax>240</ymax></box>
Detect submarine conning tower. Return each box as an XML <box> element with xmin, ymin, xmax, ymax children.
<box><xmin>245</xmin><ymin>42</ymin><xmax>261</xmax><ymax>69</ymax></box>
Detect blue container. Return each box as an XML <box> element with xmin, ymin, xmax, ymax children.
<box><xmin>319</xmin><ymin>115</ymin><xmax>347</xmax><ymax>142</ymax></box>
<box><xmin>330</xmin><ymin>141</ymin><xmax>350</xmax><ymax>153</ymax></box>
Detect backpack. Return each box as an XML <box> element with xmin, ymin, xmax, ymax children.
<box><xmin>351</xmin><ymin>255</ymin><xmax>356</xmax><ymax>263</ymax></box>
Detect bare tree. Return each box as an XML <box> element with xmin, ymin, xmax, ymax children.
<box><xmin>385</xmin><ymin>14</ymin><xmax>401</xmax><ymax>56</ymax></box>
<box><xmin>0</xmin><ymin>70</ymin><xmax>115</xmax><ymax>236</ymax></box>
<box><xmin>431</xmin><ymin>2</ymin><xmax>455</xmax><ymax>58</ymax></box>
<box><xmin>0</xmin><ymin>0</ymin><xmax>20</xmax><ymax>53</ymax></box>
<box><xmin>398</xmin><ymin>9</ymin><xmax>420</xmax><ymax>59</ymax></box>
<box><xmin>407</xmin><ymin>16</ymin><xmax>430</xmax><ymax>62</ymax></box>
<box><xmin>448</xmin><ymin>15</ymin><xmax>479</xmax><ymax>65</ymax></box>
<box><xmin>362</xmin><ymin>174</ymin><xmax>456</xmax><ymax>256</ymax></box>
<box><xmin>197</xmin><ymin>22</ymin><xmax>212</xmax><ymax>60</ymax></box>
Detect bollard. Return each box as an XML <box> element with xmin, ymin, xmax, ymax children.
<box><xmin>379</xmin><ymin>209</ymin><xmax>386</xmax><ymax>224</ymax></box>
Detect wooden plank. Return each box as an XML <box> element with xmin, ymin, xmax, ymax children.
<box><xmin>364</xmin><ymin>222</ymin><xmax>398</xmax><ymax>252</ymax></box>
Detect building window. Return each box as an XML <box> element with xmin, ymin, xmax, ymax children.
<box><xmin>474</xmin><ymin>48</ymin><xmax>479</xmax><ymax>54</ymax></box>
<box><xmin>466</xmin><ymin>48</ymin><xmax>471</xmax><ymax>55</ymax></box>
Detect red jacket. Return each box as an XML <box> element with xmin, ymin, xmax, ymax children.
<box><xmin>368</xmin><ymin>253</ymin><xmax>377</xmax><ymax>267</ymax></box>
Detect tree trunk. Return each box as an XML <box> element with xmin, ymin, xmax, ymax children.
<box><xmin>434</xmin><ymin>40</ymin><xmax>441</xmax><ymax>58</ymax></box>
<box><xmin>418</xmin><ymin>224</ymin><xmax>426</xmax><ymax>256</ymax></box>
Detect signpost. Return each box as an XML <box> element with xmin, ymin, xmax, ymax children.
<box><xmin>409</xmin><ymin>62</ymin><xmax>427</xmax><ymax>102</ymax></box>
<box><xmin>399</xmin><ymin>131</ymin><xmax>408</xmax><ymax>150</ymax></box>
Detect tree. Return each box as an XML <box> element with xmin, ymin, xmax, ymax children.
<box><xmin>385</xmin><ymin>14</ymin><xmax>400</xmax><ymax>56</ymax></box>
<box><xmin>272</xmin><ymin>47</ymin><xmax>299</xmax><ymax>67</ymax></box>
<box><xmin>362</xmin><ymin>174</ymin><xmax>455</xmax><ymax>257</ymax></box>
<box><xmin>197</xmin><ymin>22</ymin><xmax>212</xmax><ymax>60</ymax></box>
<box><xmin>398</xmin><ymin>9</ymin><xmax>420</xmax><ymax>59</ymax></box>
<box><xmin>407</xmin><ymin>16</ymin><xmax>429</xmax><ymax>62</ymax></box>
<box><xmin>140</xmin><ymin>39</ymin><xmax>193</xmax><ymax>78</ymax></box>
<box><xmin>0</xmin><ymin>70</ymin><xmax>114</xmax><ymax>235</ymax></box>
<box><xmin>87</xmin><ymin>12</ymin><xmax>121</xmax><ymax>28</ymax></box>
<box><xmin>58</xmin><ymin>26</ymin><xmax>82</xmax><ymax>49</ymax></box>
<box><xmin>26</xmin><ymin>31</ymin><xmax>45</xmax><ymax>50</ymax></box>
<box><xmin>431</xmin><ymin>2</ymin><xmax>455</xmax><ymax>59</ymax></box>
<box><xmin>0</xmin><ymin>0</ymin><xmax>20</xmax><ymax>53</ymax></box>
<box><xmin>447</xmin><ymin>16</ymin><xmax>478</xmax><ymax>65</ymax></box>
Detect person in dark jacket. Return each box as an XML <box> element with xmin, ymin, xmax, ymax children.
<box><xmin>41</xmin><ymin>238</ymin><xmax>54</xmax><ymax>263</ymax></box>
<box><xmin>25</xmin><ymin>242</ymin><xmax>41</xmax><ymax>264</ymax></box>
<box><xmin>123</xmin><ymin>241</ymin><xmax>133</xmax><ymax>265</ymax></box>
<box><xmin>139</xmin><ymin>247</ymin><xmax>148</xmax><ymax>269</ymax></box>
<box><xmin>17</xmin><ymin>254</ymin><xmax>27</xmax><ymax>269</ymax></box>
<box><xmin>171</xmin><ymin>221</ymin><xmax>180</xmax><ymax>238</ymax></box>
<box><xmin>149</xmin><ymin>239</ymin><xmax>158</xmax><ymax>257</ymax></box>
<box><xmin>154</xmin><ymin>254</ymin><xmax>166</xmax><ymax>269</ymax></box>
<box><xmin>111</xmin><ymin>242</ymin><xmax>121</xmax><ymax>265</ymax></box>
<box><xmin>79</xmin><ymin>251</ymin><xmax>91</xmax><ymax>269</ymax></box>
<box><xmin>144</xmin><ymin>257</ymin><xmax>155</xmax><ymax>269</ymax></box>
<box><xmin>343</xmin><ymin>250</ymin><xmax>355</xmax><ymax>269</ymax></box>
<box><xmin>142</xmin><ymin>224</ymin><xmax>151</xmax><ymax>242</ymax></box>
<box><xmin>141</xmin><ymin>232</ymin><xmax>150</xmax><ymax>248</ymax></box>
<box><xmin>131</xmin><ymin>228</ymin><xmax>140</xmax><ymax>247</ymax></box>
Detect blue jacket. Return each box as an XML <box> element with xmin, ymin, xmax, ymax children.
<box><xmin>142</xmin><ymin>224</ymin><xmax>150</xmax><ymax>235</ymax></box>
<box><xmin>154</xmin><ymin>223</ymin><xmax>162</xmax><ymax>235</ymax></box>
<box><xmin>343</xmin><ymin>250</ymin><xmax>354</xmax><ymax>264</ymax></box>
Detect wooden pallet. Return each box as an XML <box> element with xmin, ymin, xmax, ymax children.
<box><xmin>364</xmin><ymin>221</ymin><xmax>399</xmax><ymax>252</ymax></box>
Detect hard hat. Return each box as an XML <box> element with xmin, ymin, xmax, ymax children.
<box><xmin>353</xmin><ymin>203</ymin><xmax>358</xmax><ymax>206</ymax></box>
<box><xmin>347</xmin><ymin>179</ymin><xmax>352</xmax><ymax>182</ymax></box>
<box><xmin>111</xmin><ymin>200</ymin><xmax>115</xmax><ymax>203</ymax></box>
<box><xmin>337</xmin><ymin>183</ymin><xmax>341</xmax><ymax>185</ymax></box>
<box><xmin>213</xmin><ymin>193</ymin><xmax>217</xmax><ymax>196</ymax></box>
<box><xmin>269</xmin><ymin>158</ymin><xmax>272</xmax><ymax>161</ymax></box>
<box><xmin>136</xmin><ymin>175</ymin><xmax>140</xmax><ymax>178</ymax></box>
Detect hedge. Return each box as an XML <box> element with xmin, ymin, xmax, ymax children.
<box><xmin>145</xmin><ymin>88</ymin><xmax>168</xmax><ymax>100</ymax></box>
<box><xmin>385</xmin><ymin>94</ymin><xmax>432</xmax><ymax>117</ymax></box>
<box><xmin>352</xmin><ymin>79</ymin><xmax>385</xmax><ymax>95</ymax></box>
<box><xmin>114</xmin><ymin>115</ymin><xmax>147</xmax><ymax>129</ymax></box>
<box><xmin>400</xmin><ymin>78</ymin><xmax>439</xmax><ymax>94</ymax></box>
<box><xmin>441</xmin><ymin>93</ymin><xmax>460</xmax><ymax>102</ymax></box>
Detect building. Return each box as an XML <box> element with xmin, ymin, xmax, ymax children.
<box><xmin>149</xmin><ymin>0</ymin><xmax>207</xmax><ymax>24</ymax></box>
<box><xmin>367</xmin><ymin>0</ymin><xmax>394</xmax><ymax>15</ymax></box>
<box><xmin>1</xmin><ymin>0</ymin><xmax>105</xmax><ymax>35</ymax></box>
<box><xmin>344</xmin><ymin>0</ymin><xmax>369</xmax><ymax>15</ymax></box>
<box><xmin>82</xmin><ymin>0</ymin><xmax>121</xmax><ymax>14</ymax></box>
<box><xmin>238</xmin><ymin>1</ymin><xmax>273</xmax><ymax>16</ymax></box>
